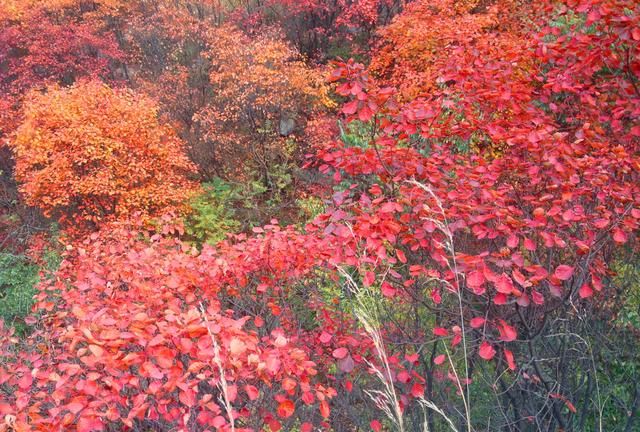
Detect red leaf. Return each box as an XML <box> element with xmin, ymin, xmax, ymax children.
<box><xmin>405</xmin><ymin>353</ymin><xmax>419</xmax><ymax>364</ymax></box>
<box><xmin>66</xmin><ymin>397</ymin><xmax>86</xmax><ymax>415</ymax></box>
<box><xmin>18</xmin><ymin>373</ymin><xmax>32</xmax><ymax>390</ymax></box>
<box><xmin>0</xmin><ymin>403</ymin><xmax>11</xmax><ymax>415</ymax></box>
<box><xmin>282</xmin><ymin>378</ymin><xmax>296</xmax><ymax>393</ymax></box>
<box><xmin>179</xmin><ymin>388</ymin><xmax>196</xmax><ymax>407</ymax></box>
<box><xmin>497</xmin><ymin>320</ymin><xmax>517</xmax><ymax>342</ymax></box>
<box><xmin>466</xmin><ymin>270</ymin><xmax>485</xmax><ymax>290</ymax></box>
<box><xmin>254</xmin><ymin>316</ymin><xmax>264</xmax><ymax>327</ymax></box>
<box><xmin>381</xmin><ymin>282</ymin><xmax>396</xmax><ymax>298</ymax></box>
<box><xmin>451</xmin><ymin>333</ymin><xmax>462</xmax><ymax>347</ymax></box>
<box><xmin>358</xmin><ymin>105</ymin><xmax>374</xmax><ymax>122</ymax></box>
<box><xmin>319</xmin><ymin>331</ymin><xmax>333</xmax><ymax>344</ymax></box>
<box><xmin>268</xmin><ymin>419</ymin><xmax>282</xmax><ymax>431</ymax></box>
<box><xmin>523</xmin><ymin>238</ymin><xmax>536</xmax><ymax>251</ymax></box>
<box><xmin>531</xmin><ymin>290</ymin><xmax>544</xmax><ymax>305</ymax></box>
<box><xmin>593</xmin><ymin>218</ymin><xmax>609</xmax><ymax>229</ymax></box>
<box><xmin>211</xmin><ymin>416</ymin><xmax>226</xmax><ymax>428</ymax></box>
<box><xmin>371</xmin><ymin>420</ymin><xmax>382</xmax><ymax>432</ymax></box>
<box><xmin>470</xmin><ymin>317</ymin><xmax>485</xmax><ymax>328</ymax></box>
<box><xmin>277</xmin><ymin>399</ymin><xmax>295</xmax><ymax>418</ymax></box>
<box><xmin>578</xmin><ymin>284</ymin><xmax>593</xmax><ymax>299</ymax></box>
<box><xmin>88</xmin><ymin>344</ymin><xmax>105</xmax><ymax>358</ymax></box>
<box><xmin>411</xmin><ymin>383</ymin><xmax>425</xmax><ymax>398</ymax></box>
<box><xmin>553</xmin><ymin>265</ymin><xmax>574</xmax><ymax>281</ymax></box>
<box><xmin>302</xmin><ymin>391</ymin><xmax>315</xmax><ymax>405</ymax></box>
<box><xmin>363</xmin><ymin>271</ymin><xmax>376</xmax><ymax>287</ymax></box>
<box><xmin>332</xmin><ymin>347</ymin><xmax>349</xmax><ymax>359</ymax></box>
<box><xmin>396</xmin><ymin>249</ymin><xmax>407</xmax><ymax>264</ymax></box>
<box><xmin>433</xmin><ymin>327</ymin><xmax>448</xmax><ymax>337</ymax></box>
<box><xmin>493</xmin><ymin>293</ymin><xmax>508</xmax><ymax>305</ymax></box>
<box><xmin>512</xmin><ymin>269</ymin><xmax>530</xmax><ymax>288</ymax></box>
<box><xmin>434</xmin><ymin>354</ymin><xmax>445</xmax><ymax>365</ymax></box>
<box><xmin>504</xmin><ymin>349</ymin><xmax>516</xmax><ymax>371</ymax></box>
<box><xmin>562</xmin><ymin>208</ymin><xmax>575</xmax><ymax>222</ymax></box>
<box><xmin>245</xmin><ymin>385</ymin><xmax>259</xmax><ymax>401</ymax></box>
<box><xmin>396</xmin><ymin>370</ymin><xmax>411</xmax><ymax>383</ymax></box>
<box><xmin>229</xmin><ymin>338</ymin><xmax>247</xmax><ymax>356</ymax></box>
<box><xmin>77</xmin><ymin>416</ymin><xmax>104</xmax><ymax>432</ymax></box>
<box><xmin>342</xmin><ymin>100</ymin><xmax>359</xmax><ymax>115</ymax></box>
<box><xmin>495</xmin><ymin>273</ymin><xmax>515</xmax><ymax>294</ymax></box>
<box><xmin>613</xmin><ymin>228</ymin><xmax>628</xmax><ymax>244</ymax></box>
<box><xmin>153</xmin><ymin>347</ymin><xmax>174</xmax><ymax>368</ymax></box>
<box><xmin>319</xmin><ymin>400</ymin><xmax>330</xmax><ymax>418</ymax></box>
<box><xmin>479</xmin><ymin>341</ymin><xmax>496</xmax><ymax>360</ymax></box>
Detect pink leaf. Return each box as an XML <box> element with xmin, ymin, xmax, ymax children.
<box><xmin>553</xmin><ymin>265</ymin><xmax>574</xmax><ymax>281</ymax></box>
<box><xmin>479</xmin><ymin>341</ymin><xmax>496</xmax><ymax>360</ymax></box>
<box><xmin>332</xmin><ymin>347</ymin><xmax>349</xmax><ymax>359</ymax></box>
<box><xmin>433</xmin><ymin>327</ymin><xmax>448</xmax><ymax>337</ymax></box>
<box><xmin>504</xmin><ymin>349</ymin><xmax>516</xmax><ymax>371</ymax></box>
<box><xmin>578</xmin><ymin>284</ymin><xmax>593</xmax><ymax>299</ymax></box>
<box><xmin>497</xmin><ymin>320</ymin><xmax>517</xmax><ymax>342</ymax></box>
<box><xmin>319</xmin><ymin>331</ymin><xmax>333</xmax><ymax>344</ymax></box>
<box><xmin>245</xmin><ymin>385</ymin><xmax>259</xmax><ymax>401</ymax></box>
<box><xmin>466</xmin><ymin>271</ymin><xmax>485</xmax><ymax>290</ymax></box>
<box><xmin>470</xmin><ymin>317</ymin><xmax>485</xmax><ymax>328</ymax></box>
<box><xmin>613</xmin><ymin>228</ymin><xmax>628</xmax><ymax>244</ymax></box>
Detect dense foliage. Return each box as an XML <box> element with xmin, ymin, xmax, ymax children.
<box><xmin>0</xmin><ymin>0</ymin><xmax>638</xmax><ymax>431</ymax></box>
<box><xmin>11</xmin><ymin>81</ymin><xmax>198</xmax><ymax>226</ymax></box>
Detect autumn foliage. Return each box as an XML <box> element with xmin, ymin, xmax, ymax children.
<box><xmin>11</xmin><ymin>81</ymin><xmax>198</xmax><ymax>225</ymax></box>
<box><xmin>369</xmin><ymin>0</ymin><xmax>527</xmax><ymax>99</ymax></box>
<box><xmin>1</xmin><ymin>0</ymin><xmax>640</xmax><ymax>431</ymax></box>
<box><xmin>0</xmin><ymin>222</ymin><xmax>337</xmax><ymax>431</ymax></box>
<box><xmin>0</xmin><ymin>7</ymin><xmax>124</xmax><ymax>136</ymax></box>
<box><xmin>193</xmin><ymin>24</ymin><xmax>331</xmax><ymax>180</ymax></box>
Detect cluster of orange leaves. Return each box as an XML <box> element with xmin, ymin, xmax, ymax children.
<box><xmin>370</xmin><ymin>0</ymin><xmax>528</xmax><ymax>99</ymax></box>
<box><xmin>193</xmin><ymin>24</ymin><xmax>333</xmax><ymax>179</ymax></box>
<box><xmin>11</xmin><ymin>81</ymin><xmax>198</xmax><ymax>225</ymax></box>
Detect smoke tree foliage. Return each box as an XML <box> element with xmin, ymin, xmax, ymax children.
<box><xmin>11</xmin><ymin>82</ymin><xmax>198</xmax><ymax>226</ymax></box>
<box><xmin>193</xmin><ymin>24</ymin><xmax>332</xmax><ymax>181</ymax></box>
<box><xmin>0</xmin><ymin>0</ymin><xmax>639</xmax><ymax>431</ymax></box>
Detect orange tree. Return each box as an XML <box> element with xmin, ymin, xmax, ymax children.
<box><xmin>194</xmin><ymin>24</ymin><xmax>332</xmax><ymax>184</ymax></box>
<box><xmin>11</xmin><ymin>81</ymin><xmax>198</xmax><ymax>227</ymax></box>
<box><xmin>369</xmin><ymin>0</ymin><xmax>527</xmax><ymax>100</ymax></box>
<box><xmin>0</xmin><ymin>0</ymin><xmax>126</xmax><ymax>244</ymax></box>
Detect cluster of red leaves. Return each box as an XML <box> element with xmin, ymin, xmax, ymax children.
<box><xmin>0</xmin><ymin>10</ymin><xmax>124</xmax><ymax>136</ymax></box>
<box><xmin>1</xmin><ymin>0</ymin><xmax>639</xmax><ymax>429</ymax></box>
<box><xmin>369</xmin><ymin>0</ymin><xmax>529</xmax><ymax>99</ymax></box>
<box><xmin>0</xmin><ymin>221</ymin><xmax>343</xmax><ymax>431</ymax></box>
<box><xmin>317</xmin><ymin>0</ymin><xmax>639</xmax><ymax>370</ymax></box>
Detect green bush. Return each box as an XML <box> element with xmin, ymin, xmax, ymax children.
<box><xmin>184</xmin><ymin>178</ymin><xmax>241</xmax><ymax>245</ymax></box>
<box><xmin>0</xmin><ymin>252</ymin><xmax>39</xmax><ymax>329</ymax></box>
